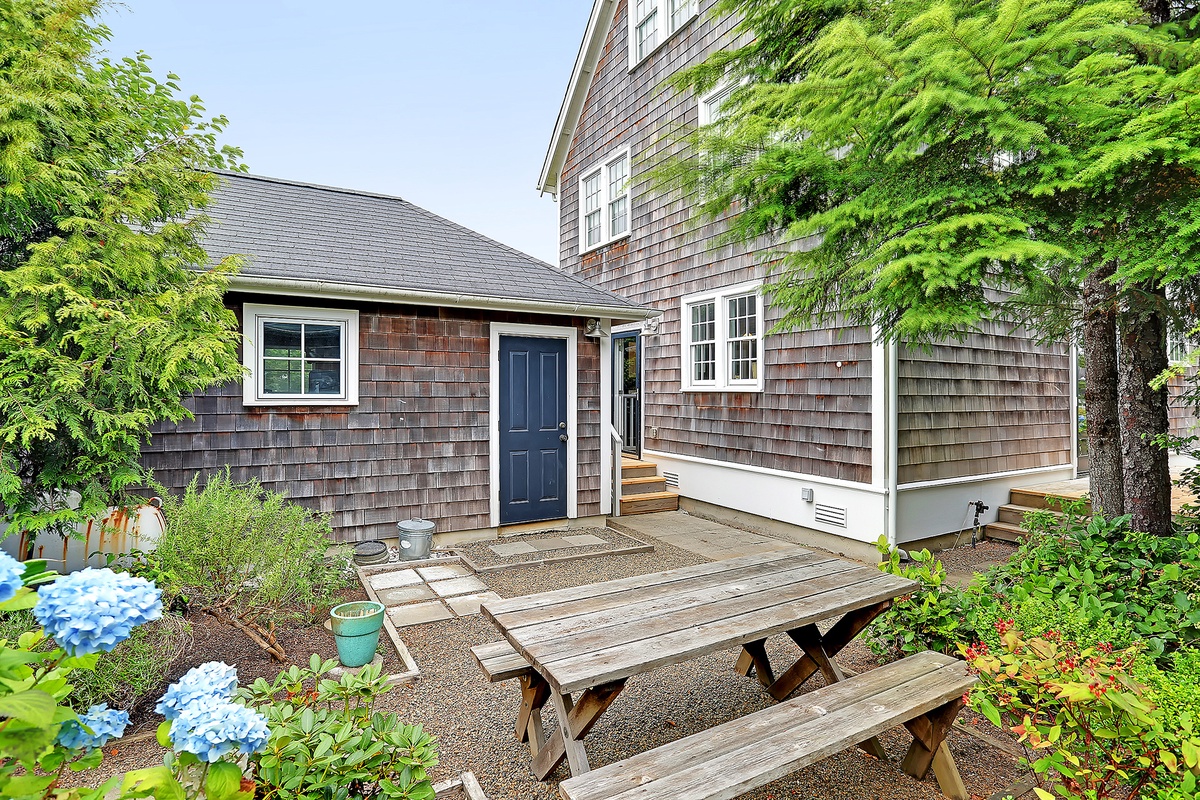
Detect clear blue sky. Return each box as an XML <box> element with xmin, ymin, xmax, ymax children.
<box><xmin>99</xmin><ymin>2</ymin><xmax>588</xmax><ymax>265</ymax></box>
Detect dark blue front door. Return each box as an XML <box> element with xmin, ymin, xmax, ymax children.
<box><xmin>499</xmin><ymin>335</ymin><xmax>568</xmax><ymax>524</ymax></box>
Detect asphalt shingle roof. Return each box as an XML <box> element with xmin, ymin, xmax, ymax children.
<box><xmin>201</xmin><ymin>171</ymin><xmax>644</xmax><ymax>314</ymax></box>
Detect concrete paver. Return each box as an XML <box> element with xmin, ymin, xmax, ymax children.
<box><xmin>528</xmin><ymin>537</ymin><xmax>571</xmax><ymax>551</ymax></box>
<box><xmin>376</xmin><ymin>585</ymin><xmax>435</xmax><ymax>605</ymax></box>
<box><xmin>368</xmin><ymin>569</ymin><xmax>422</xmax><ymax>591</ymax></box>
<box><xmin>429</xmin><ymin>576</ymin><xmax>489</xmax><ymax>597</ymax></box>
<box><xmin>489</xmin><ymin>541</ymin><xmax>538</xmax><ymax>556</ymax></box>
<box><xmin>416</xmin><ymin>564</ymin><xmax>471</xmax><ymax>582</ymax></box>
<box><xmin>446</xmin><ymin>591</ymin><xmax>501</xmax><ymax>616</ymax></box>
<box><xmin>563</xmin><ymin>534</ymin><xmax>607</xmax><ymax>547</ymax></box>
<box><xmin>610</xmin><ymin>511</ymin><xmax>795</xmax><ymax>560</ymax></box>
<box><xmin>387</xmin><ymin>601</ymin><xmax>453</xmax><ymax>627</ymax></box>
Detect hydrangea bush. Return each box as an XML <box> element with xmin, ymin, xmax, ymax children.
<box><xmin>0</xmin><ymin>551</ymin><xmax>264</xmax><ymax>800</ymax></box>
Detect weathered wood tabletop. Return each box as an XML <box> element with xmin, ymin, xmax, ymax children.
<box><xmin>480</xmin><ymin>546</ymin><xmax>918</xmax><ymax>779</ymax></box>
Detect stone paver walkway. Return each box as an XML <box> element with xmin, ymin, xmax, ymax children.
<box><xmin>488</xmin><ymin>533</ymin><xmax>607</xmax><ymax>557</ymax></box>
<box><xmin>608</xmin><ymin>511</ymin><xmax>795</xmax><ymax>560</ymax></box>
<box><xmin>365</xmin><ymin>560</ymin><xmax>500</xmax><ymax>629</ymax></box>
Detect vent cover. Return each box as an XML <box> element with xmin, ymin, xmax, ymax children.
<box><xmin>814</xmin><ymin>503</ymin><xmax>847</xmax><ymax>528</ymax></box>
<box><xmin>662</xmin><ymin>471</ymin><xmax>680</xmax><ymax>489</ymax></box>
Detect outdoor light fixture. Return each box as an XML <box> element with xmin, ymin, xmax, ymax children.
<box><xmin>584</xmin><ymin>318</ymin><xmax>607</xmax><ymax>338</ymax></box>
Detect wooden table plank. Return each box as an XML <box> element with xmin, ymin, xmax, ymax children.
<box><xmin>484</xmin><ymin>548</ymin><xmax>813</xmax><ymax>621</ymax></box>
<box><xmin>515</xmin><ymin>558</ymin><xmax>861</xmax><ymax>655</ymax></box>
<box><xmin>544</xmin><ymin>574</ymin><xmax>912</xmax><ymax>693</ymax></box>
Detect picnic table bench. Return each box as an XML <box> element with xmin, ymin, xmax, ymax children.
<box><xmin>473</xmin><ymin>547</ymin><xmax>974</xmax><ymax>799</ymax></box>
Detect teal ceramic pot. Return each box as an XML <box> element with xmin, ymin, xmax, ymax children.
<box><xmin>329</xmin><ymin>601</ymin><xmax>385</xmax><ymax>668</ymax></box>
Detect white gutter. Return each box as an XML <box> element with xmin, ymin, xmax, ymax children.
<box><xmin>227</xmin><ymin>274</ymin><xmax>658</xmax><ymax>322</ymax></box>
<box><xmin>537</xmin><ymin>0</ymin><xmax>619</xmax><ymax>196</ymax></box>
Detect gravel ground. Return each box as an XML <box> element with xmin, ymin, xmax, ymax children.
<box><xmin>70</xmin><ymin>533</ymin><xmax>1030</xmax><ymax>799</ymax></box>
<box><xmin>935</xmin><ymin>539</ymin><xmax>1018</xmax><ymax>575</ymax></box>
<box><xmin>454</xmin><ymin>527</ymin><xmax>646</xmax><ymax>570</ymax></box>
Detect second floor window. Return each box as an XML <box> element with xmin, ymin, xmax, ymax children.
<box><xmin>681</xmin><ymin>282</ymin><xmax>764</xmax><ymax>392</ymax></box>
<box><xmin>579</xmin><ymin>149</ymin><xmax>631</xmax><ymax>253</ymax></box>
<box><xmin>630</xmin><ymin>0</ymin><xmax>697</xmax><ymax>67</ymax></box>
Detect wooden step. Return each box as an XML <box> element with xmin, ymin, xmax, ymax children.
<box><xmin>1009</xmin><ymin>488</ymin><xmax>1091</xmax><ymax>514</ymax></box>
<box><xmin>620</xmin><ymin>490</ymin><xmax>679</xmax><ymax>515</ymax></box>
<box><xmin>620</xmin><ymin>459</ymin><xmax>658</xmax><ymax>479</ymax></box>
<box><xmin>997</xmin><ymin>503</ymin><xmax>1060</xmax><ymax>525</ymax></box>
<box><xmin>983</xmin><ymin>521</ymin><xmax>1026</xmax><ymax>543</ymax></box>
<box><xmin>621</xmin><ymin>475</ymin><xmax>667</xmax><ymax>495</ymax></box>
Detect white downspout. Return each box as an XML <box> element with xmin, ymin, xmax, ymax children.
<box><xmin>886</xmin><ymin>339</ymin><xmax>900</xmax><ymax>547</ymax></box>
<box><xmin>598</xmin><ymin>319</ymin><xmax>614</xmax><ymax>516</ymax></box>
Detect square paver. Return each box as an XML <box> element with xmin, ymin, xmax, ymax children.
<box><xmin>416</xmin><ymin>563</ymin><xmax>471</xmax><ymax>582</ymax></box>
<box><xmin>489</xmin><ymin>541</ymin><xmax>537</xmax><ymax>556</ymax></box>
<box><xmin>445</xmin><ymin>591</ymin><xmax>502</xmax><ymax>617</ymax></box>
<box><xmin>367</xmin><ymin>569</ymin><xmax>422</xmax><ymax>591</ymax></box>
<box><xmin>528</xmin><ymin>537</ymin><xmax>572</xmax><ymax>552</ymax></box>
<box><xmin>387</xmin><ymin>601</ymin><xmax>453</xmax><ymax>628</ymax></box>
<box><xmin>376</xmin><ymin>585</ymin><xmax>435</xmax><ymax>606</ymax></box>
<box><xmin>563</xmin><ymin>534</ymin><xmax>608</xmax><ymax>547</ymax></box>
<box><xmin>429</xmin><ymin>576</ymin><xmax>489</xmax><ymax>598</ymax></box>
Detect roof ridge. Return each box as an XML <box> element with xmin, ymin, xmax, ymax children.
<box><xmin>207</xmin><ymin>169</ymin><xmax>410</xmax><ymax>205</ymax></box>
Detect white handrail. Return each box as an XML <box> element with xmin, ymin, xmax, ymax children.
<box><xmin>608</xmin><ymin>423</ymin><xmax>623</xmax><ymax>517</ymax></box>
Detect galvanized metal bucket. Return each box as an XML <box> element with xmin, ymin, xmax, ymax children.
<box><xmin>329</xmin><ymin>601</ymin><xmax>385</xmax><ymax>668</ymax></box>
<box><xmin>396</xmin><ymin>518</ymin><xmax>434</xmax><ymax>561</ymax></box>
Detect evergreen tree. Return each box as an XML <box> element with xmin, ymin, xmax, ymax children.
<box><xmin>656</xmin><ymin>0</ymin><xmax>1200</xmax><ymax>534</ymax></box>
<box><xmin>0</xmin><ymin>0</ymin><xmax>245</xmax><ymax>536</ymax></box>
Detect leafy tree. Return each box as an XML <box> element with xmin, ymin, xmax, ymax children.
<box><xmin>0</xmin><ymin>0</ymin><xmax>245</xmax><ymax>537</ymax></box>
<box><xmin>656</xmin><ymin>0</ymin><xmax>1200</xmax><ymax>535</ymax></box>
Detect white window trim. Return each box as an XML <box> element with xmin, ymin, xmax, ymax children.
<box><xmin>578</xmin><ymin>147</ymin><xmax>632</xmax><ymax>255</ymax></box>
<box><xmin>628</xmin><ymin>0</ymin><xmax>698</xmax><ymax>70</ymax></box>
<box><xmin>681</xmin><ymin>281</ymin><xmax>765</xmax><ymax>392</ymax></box>
<box><xmin>242</xmin><ymin>303</ymin><xmax>360</xmax><ymax>407</ymax></box>
<box><xmin>698</xmin><ymin>81</ymin><xmax>737</xmax><ymax>126</ymax></box>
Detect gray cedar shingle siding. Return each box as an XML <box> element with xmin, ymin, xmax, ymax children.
<box><xmin>143</xmin><ymin>297</ymin><xmax>603</xmax><ymax>542</ymax></box>
<box><xmin>557</xmin><ymin>0</ymin><xmax>873</xmax><ymax>484</ymax></box>
<box><xmin>896</xmin><ymin>326</ymin><xmax>1073</xmax><ymax>484</ymax></box>
<box><xmin>203</xmin><ymin>171</ymin><xmax>643</xmax><ymax>314</ymax></box>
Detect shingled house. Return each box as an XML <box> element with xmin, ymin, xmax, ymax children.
<box><xmin>142</xmin><ymin>171</ymin><xmax>653</xmax><ymax>543</ymax></box>
<box><xmin>538</xmin><ymin>0</ymin><xmax>1087</xmax><ymax>556</ymax></box>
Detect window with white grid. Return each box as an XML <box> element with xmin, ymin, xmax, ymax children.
<box><xmin>578</xmin><ymin>149</ymin><xmax>631</xmax><ymax>253</ymax></box>
<box><xmin>242</xmin><ymin>303</ymin><xmax>360</xmax><ymax>406</ymax></box>
<box><xmin>682</xmin><ymin>282</ymin><xmax>764</xmax><ymax>392</ymax></box>
<box><xmin>629</xmin><ymin>0</ymin><xmax>697</xmax><ymax>68</ymax></box>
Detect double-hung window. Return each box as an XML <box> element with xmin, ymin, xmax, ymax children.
<box><xmin>629</xmin><ymin>0</ymin><xmax>697</xmax><ymax>68</ymax></box>
<box><xmin>243</xmin><ymin>303</ymin><xmax>360</xmax><ymax>406</ymax></box>
<box><xmin>681</xmin><ymin>282</ymin><xmax>764</xmax><ymax>391</ymax></box>
<box><xmin>578</xmin><ymin>149</ymin><xmax>631</xmax><ymax>253</ymax></box>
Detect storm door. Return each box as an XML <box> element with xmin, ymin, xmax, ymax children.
<box><xmin>613</xmin><ymin>332</ymin><xmax>640</xmax><ymax>456</ymax></box>
<box><xmin>498</xmin><ymin>335</ymin><xmax>569</xmax><ymax>524</ymax></box>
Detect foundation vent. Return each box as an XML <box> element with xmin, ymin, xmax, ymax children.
<box><xmin>814</xmin><ymin>503</ymin><xmax>847</xmax><ymax>528</ymax></box>
<box><xmin>662</xmin><ymin>471</ymin><xmax>680</xmax><ymax>489</ymax></box>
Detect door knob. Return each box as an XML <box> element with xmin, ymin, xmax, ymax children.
<box><xmin>560</xmin><ymin>434</ymin><xmax>569</xmax><ymax>442</ymax></box>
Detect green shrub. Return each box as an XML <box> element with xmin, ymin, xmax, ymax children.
<box><xmin>971</xmin><ymin>594</ymin><xmax>1138</xmax><ymax>654</ymax></box>
<box><xmin>151</xmin><ymin>470</ymin><xmax>347</xmax><ymax>621</ymax></box>
<box><xmin>239</xmin><ymin>655</ymin><xmax>437</xmax><ymax>800</ymax></box>
<box><xmin>866</xmin><ymin>538</ymin><xmax>969</xmax><ymax>657</ymax></box>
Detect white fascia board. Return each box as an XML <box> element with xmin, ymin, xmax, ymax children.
<box><xmin>538</xmin><ymin>0</ymin><xmax>619</xmax><ymax>196</ymax></box>
<box><xmin>227</xmin><ymin>274</ymin><xmax>658</xmax><ymax>323</ymax></box>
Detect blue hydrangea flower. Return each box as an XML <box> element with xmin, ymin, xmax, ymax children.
<box><xmin>168</xmin><ymin>696</ymin><xmax>270</xmax><ymax>762</ymax></box>
<box><xmin>33</xmin><ymin>568</ymin><xmax>162</xmax><ymax>655</ymax></box>
<box><xmin>55</xmin><ymin>704</ymin><xmax>130</xmax><ymax>751</ymax></box>
<box><xmin>0</xmin><ymin>551</ymin><xmax>23</xmax><ymax>604</ymax></box>
<box><xmin>156</xmin><ymin>662</ymin><xmax>239</xmax><ymax>720</ymax></box>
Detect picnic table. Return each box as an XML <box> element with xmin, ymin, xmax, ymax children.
<box><xmin>478</xmin><ymin>546</ymin><xmax>919</xmax><ymax>780</ymax></box>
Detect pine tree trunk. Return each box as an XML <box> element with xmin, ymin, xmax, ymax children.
<box><xmin>1117</xmin><ymin>284</ymin><xmax>1172</xmax><ymax>536</ymax></box>
<box><xmin>1081</xmin><ymin>264</ymin><xmax>1124</xmax><ymax>517</ymax></box>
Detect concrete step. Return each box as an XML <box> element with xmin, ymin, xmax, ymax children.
<box><xmin>997</xmin><ymin>503</ymin><xmax>1062</xmax><ymax>525</ymax></box>
<box><xmin>983</xmin><ymin>521</ymin><xmax>1026</xmax><ymax>543</ymax></box>
<box><xmin>1009</xmin><ymin>488</ymin><xmax>1091</xmax><ymax>514</ymax></box>
<box><xmin>621</xmin><ymin>475</ymin><xmax>667</xmax><ymax>495</ymax></box>
<box><xmin>621</xmin><ymin>459</ymin><xmax>659</xmax><ymax>479</ymax></box>
<box><xmin>620</xmin><ymin>490</ymin><xmax>680</xmax><ymax>516</ymax></box>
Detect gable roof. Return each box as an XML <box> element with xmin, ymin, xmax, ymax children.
<box><xmin>538</xmin><ymin>0</ymin><xmax>619</xmax><ymax>196</ymax></box>
<box><xmin>203</xmin><ymin>170</ymin><xmax>651</xmax><ymax>320</ymax></box>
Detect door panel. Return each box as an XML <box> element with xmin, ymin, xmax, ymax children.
<box><xmin>500</xmin><ymin>335</ymin><xmax>568</xmax><ymax>524</ymax></box>
<box><xmin>612</xmin><ymin>332</ymin><xmax>640</xmax><ymax>456</ymax></box>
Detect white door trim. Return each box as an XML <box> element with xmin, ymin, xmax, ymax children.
<box><xmin>490</xmin><ymin>322</ymin><xmax>579</xmax><ymax>528</ymax></box>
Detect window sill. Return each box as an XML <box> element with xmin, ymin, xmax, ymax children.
<box><xmin>580</xmin><ymin>232</ymin><xmax>631</xmax><ymax>257</ymax></box>
<box><xmin>681</xmin><ymin>385</ymin><xmax>764</xmax><ymax>394</ymax></box>
<box><xmin>628</xmin><ymin>11</ymin><xmax>698</xmax><ymax>72</ymax></box>
<box><xmin>243</xmin><ymin>398</ymin><xmax>359</xmax><ymax>408</ymax></box>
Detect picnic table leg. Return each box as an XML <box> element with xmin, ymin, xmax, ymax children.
<box><xmin>531</xmin><ymin>680</ymin><xmax>626</xmax><ymax>780</ymax></box>
<box><xmin>740</xmin><ymin>639</ymin><xmax>775</xmax><ymax>687</ymax></box>
<box><xmin>516</xmin><ymin>672</ymin><xmax>551</xmax><ymax>755</ymax></box>
<box><xmin>788</xmin><ymin>624</ymin><xmax>889</xmax><ymax>762</ymax></box>
<box><xmin>902</xmin><ymin>698</ymin><xmax>968</xmax><ymax>800</ymax></box>
<box><xmin>766</xmin><ymin>600</ymin><xmax>893</xmax><ymax>701</ymax></box>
